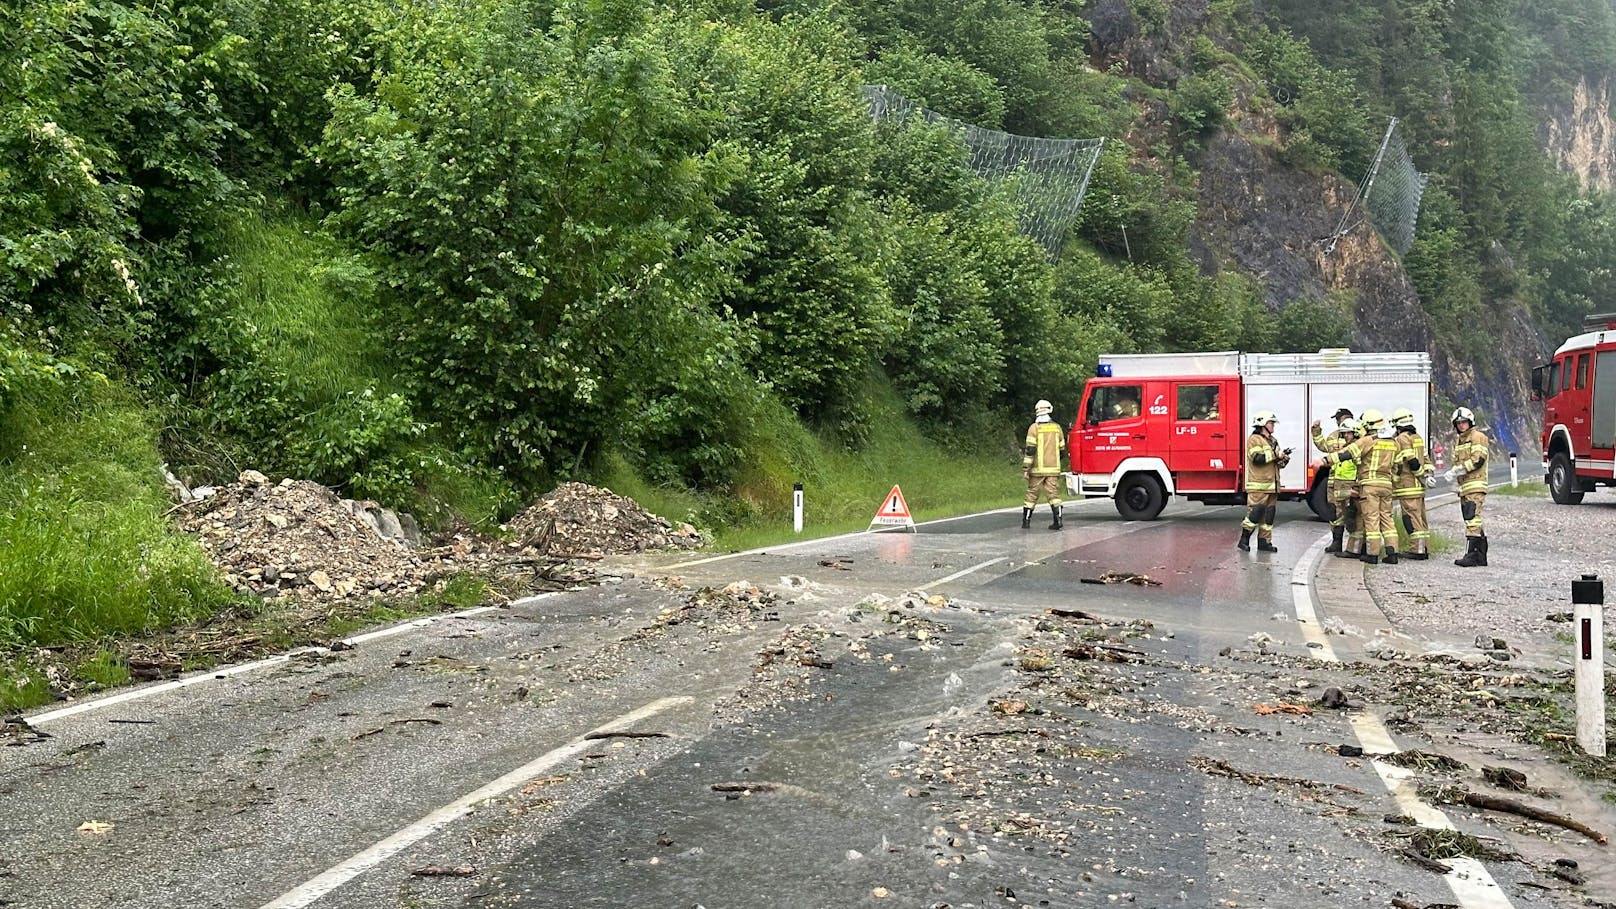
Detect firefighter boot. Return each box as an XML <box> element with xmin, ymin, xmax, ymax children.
<box><xmin>1475</xmin><ymin>535</ymin><xmax>1488</xmax><ymax>566</ymax></box>
<box><xmin>1362</xmin><ymin>550</ymin><xmax>1380</xmax><ymax>565</ymax></box>
<box><xmin>1383</xmin><ymin>546</ymin><xmax>1399</xmax><ymax>565</ymax></box>
<box><xmin>1049</xmin><ymin>505</ymin><xmax>1063</xmax><ymax>530</ymax></box>
<box><xmin>1338</xmin><ymin>532</ymin><xmax>1363</xmax><ymax>559</ymax></box>
<box><xmin>1324</xmin><ymin>526</ymin><xmax>1344</xmax><ymax>553</ymax></box>
<box><xmin>1407</xmin><ymin>538</ymin><xmax>1428</xmax><ymax>560</ymax></box>
<box><xmin>1258</xmin><ymin>537</ymin><xmax>1278</xmax><ymax>553</ymax></box>
<box><xmin>1454</xmin><ymin>537</ymin><xmax>1482</xmax><ymax>567</ymax></box>
<box><xmin>1020</xmin><ymin>507</ymin><xmax>1032</xmax><ymax>529</ymax></box>
<box><xmin>1237</xmin><ymin>528</ymin><xmax>1253</xmax><ymax>552</ymax></box>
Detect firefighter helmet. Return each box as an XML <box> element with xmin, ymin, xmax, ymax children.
<box><xmin>1391</xmin><ymin>407</ymin><xmax>1416</xmax><ymax>428</ymax></box>
<box><xmin>1035</xmin><ymin>399</ymin><xmax>1052</xmax><ymax>417</ymax></box>
<box><xmin>1340</xmin><ymin>418</ymin><xmax>1360</xmax><ymax>436</ymax></box>
<box><xmin>1451</xmin><ymin>406</ymin><xmax>1474</xmax><ymax>427</ymax></box>
<box><xmin>1252</xmin><ymin>410</ymin><xmax>1278</xmax><ymax>428</ymax></box>
<box><xmin>1359</xmin><ymin>408</ymin><xmax>1385</xmax><ymax>432</ymax></box>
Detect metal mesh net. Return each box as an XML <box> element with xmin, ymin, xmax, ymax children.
<box><xmin>1329</xmin><ymin>117</ymin><xmax>1428</xmax><ymax>256</ymax></box>
<box><xmin>863</xmin><ymin>85</ymin><xmax>1104</xmax><ymax>255</ymax></box>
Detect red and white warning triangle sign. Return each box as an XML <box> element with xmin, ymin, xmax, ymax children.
<box><xmin>868</xmin><ymin>484</ymin><xmax>916</xmax><ymax>532</ymax></box>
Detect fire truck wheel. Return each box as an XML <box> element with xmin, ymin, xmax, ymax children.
<box><xmin>1548</xmin><ymin>452</ymin><xmax>1585</xmax><ymax>505</ymax></box>
<box><xmin>1306</xmin><ymin>478</ymin><xmax>1332</xmax><ymax>521</ymax></box>
<box><xmin>1114</xmin><ymin>473</ymin><xmax>1166</xmax><ymax>521</ymax></box>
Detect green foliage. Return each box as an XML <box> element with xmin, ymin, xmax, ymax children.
<box><xmin>0</xmin><ymin>367</ymin><xmax>235</xmax><ymax>649</ymax></box>
<box><xmin>1168</xmin><ymin>72</ymin><xmax>1232</xmax><ymax>148</ymax></box>
<box><xmin>1274</xmin><ymin>294</ymin><xmax>1354</xmax><ymax>352</ymax></box>
<box><xmin>866</xmin><ymin>42</ymin><xmax>1007</xmax><ymax>127</ymax></box>
<box><xmin>699</xmin><ymin>14</ymin><xmax>890</xmax><ymax>433</ymax></box>
<box><xmin>322</xmin><ymin>0</ymin><xmax>752</xmax><ymax>485</ymax></box>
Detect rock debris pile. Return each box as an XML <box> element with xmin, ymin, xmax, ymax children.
<box><xmin>175</xmin><ymin>474</ymin><xmax>699</xmax><ymax>604</ymax></box>
<box><xmin>503</xmin><ymin>482</ymin><xmax>706</xmax><ymax>555</ymax></box>
<box><xmin>176</xmin><ymin>471</ymin><xmax>432</xmax><ymax>601</ymax></box>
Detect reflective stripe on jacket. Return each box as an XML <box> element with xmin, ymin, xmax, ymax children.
<box><xmin>1024</xmin><ymin>421</ymin><xmax>1066</xmax><ymax>476</ymax></box>
<box><xmin>1245</xmin><ymin>431</ymin><xmax>1287</xmax><ymax>492</ymax></box>
<box><xmin>1393</xmin><ymin>431</ymin><xmax>1430</xmax><ymax>497</ymax></box>
<box><xmin>1455</xmin><ymin>427</ymin><xmax>1489</xmax><ymax>494</ymax></box>
<box><xmin>1329</xmin><ymin>434</ymin><xmax>1397</xmax><ymax>488</ymax></box>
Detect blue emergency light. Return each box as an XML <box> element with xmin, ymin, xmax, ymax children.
<box><xmin>1096</xmin><ymin>363</ymin><xmax>1113</xmax><ymax>377</ymax></box>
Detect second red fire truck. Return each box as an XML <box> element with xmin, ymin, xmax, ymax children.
<box><xmin>1066</xmin><ymin>350</ymin><xmax>1433</xmax><ymax>519</ymax></box>
<box><xmin>1536</xmin><ymin>313</ymin><xmax>1616</xmax><ymax>504</ymax></box>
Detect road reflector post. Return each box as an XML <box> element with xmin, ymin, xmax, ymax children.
<box><xmin>1571</xmin><ymin>574</ymin><xmax>1607</xmax><ymax>757</ymax></box>
<box><xmin>1510</xmin><ymin>452</ymin><xmax>1519</xmax><ymax>487</ymax></box>
<box><xmin>793</xmin><ymin>483</ymin><xmax>804</xmax><ymax>534</ymax></box>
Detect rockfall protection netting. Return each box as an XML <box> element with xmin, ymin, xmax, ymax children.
<box><xmin>863</xmin><ymin>85</ymin><xmax>1104</xmax><ymax>255</ymax></box>
<box><xmin>1329</xmin><ymin>117</ymin><xmax>1428</xmax><ymax>256</ymax></box>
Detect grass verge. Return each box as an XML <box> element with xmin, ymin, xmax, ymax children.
<box><xmin>595</xmin><ymin>386</ymin><xmax>1025</xmax><ymax>551</ymax></box>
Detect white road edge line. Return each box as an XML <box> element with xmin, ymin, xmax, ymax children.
<box><xmin>1293</xmin><ymin>536</ymin><xmax>1515</xmax><ymax>909</ymax></box>
<box><xmin>27</xmin><ymin>594</ymin><xmax>560</xmax><ymax>726</ymax></box>
<box><xmin>659</xmin><ymin>506</ymin><xmax>1027</xmax><ymax>570</ymax></box>
<box><xmin>256</xmin><ymin>695</ymin><xmax>693</xmax><ymax>909</ymax></box>
<box><xmin>927</xmin><ymin>557</ymin><xmax>1007</xmax><ymax>587</ymax></box>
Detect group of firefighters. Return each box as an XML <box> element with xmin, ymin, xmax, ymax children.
<box><xmin>1296</xmin><ymin>406</ymin><xmax>1491</xmax><ymax>567</ymax></box>
<box><xmin>1019</xmin><ymin>398</ymin><xmax>1493</xmax><ymax>568</ymax></box>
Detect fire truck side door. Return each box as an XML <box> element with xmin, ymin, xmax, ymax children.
<box><xmin>1077</xmin><ymin>381</ymin><xmax>1146</xmax><ymax>478</ymax></box>
<box><xmin>1169</xmin><ymin>379</ymin><xmax>1240</xmax><ymax>490</ymax></box>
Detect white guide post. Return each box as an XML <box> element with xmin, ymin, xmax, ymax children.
<box><xmin>793</xmin><ymin>482</ymin><xmax>804</xmax><ymax>534</ymax></box>
<box><xmin>1510</xmin><ymin>452</ymin><xmax>1518</xmax><ymax>488</ymax></box>
<box><xmin>1572</xmin><ymin>574</ymin><xmax>1607</xmax><ymax>757</ymax></box>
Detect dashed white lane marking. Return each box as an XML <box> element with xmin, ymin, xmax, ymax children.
<box><xmin>256</xmin><ymin>696</ymin><xmax>693</xmax><ymax>909</ymax></box>
<box><xmin>1293</xmin><ymin>536</ymin><xmax>1515</xmax><ymax>909</ymax></box>
<box><xmin>927</xmin><ymin>557</ymin><xmax>1007</xmax><ymax>587</ymax></box>
<box><xmin>27</xmin><ymin>595</ymin><xmax>558</xmax><ymax>726</ymax></box>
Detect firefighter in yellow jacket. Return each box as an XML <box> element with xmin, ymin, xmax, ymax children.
<box><xmin>1022</xmin><ymin>399</ymin><xmax>1067</xmax><ymax>530</ymax></box>
<box><xmin>1238</xmin><ymin>411</ymin><xmax>1289</xmax><ymax>552</ymax></box>
<box><xmin>1314</xmin><ymin>409</ymin><xmax>1400</xmax><ymax>564</ymax></box>
<box><xmin>1446</xmin><ymin>406</ymin><xmax>1490</xmax><ymax>567</ymax></box>
<box><xmin>1311</xmin><ymin>413</ymin><xmax>1359</xmax><ymax>554</ymax></box>
<box><xmin>1390</xmin><ymin>407</ymin><xmax>1433</xmax><ymax>560</ymax></box>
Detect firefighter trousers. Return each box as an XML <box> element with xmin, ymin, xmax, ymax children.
<box><xmin>1328</xmin><ymin>479</ymin><xmax>1354</xmax><ymax>529</ymax></box>
<box><xmin>1397</xmin><ymin>494</ymin><xmax>1428</xmax><ymax>556</ymax></box>
<box><xmin>1361</xmin><ymin>485</ymin><xmax>1396</xmax><ymax>554</ymax></box>
<box><xmin>1460</xmin><ymin>490</ymin><xmax>1486</xmax><ymax>537</ymax></box>
<box><xmin>1243</xmin><ymin>491</ymin><xmax>1278</xmax><ymax>541</ymax></box>
<box><xmin>1024</xmin><ymin>475</ymin><xmax>1063</xmax><ymax>509</ymax></box>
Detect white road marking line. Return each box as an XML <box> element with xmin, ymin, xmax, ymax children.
<box><xmin>1294</xmin><ymin>535</ymin><xmax>1515</xmax><ymax>909</ymax></box>
<box><xmin>927</xmin><ymin>557</ymin><xmax>1007</xmax><ymax>587</ymax></box>
<box><xmin>256</xmin><ymin>696</ymin><xmax>693</xmax><ymax>909</ymax></box>
<box><xmin>660</xmin><ymin>504</ymin><xmax>1064</xmax><ymax>570</ymax></box>
<box><xmin>27</xmin><ymin>596</ymin><xmax>557</xmax><ymax>726</ymax></box>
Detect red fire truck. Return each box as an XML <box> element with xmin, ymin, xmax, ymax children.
<box><xmin>1066</xmin><ymin>350</ymin><xmax>1433</xmax><ymax>519</ymax></box>
<box><xmin>1536</xmin><ymin>313</ymin><xmax>1616</xmax><ymax>504</ymax></box>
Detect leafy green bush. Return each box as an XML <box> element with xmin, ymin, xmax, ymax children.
<box><xmin>0</xmin><ymin>365</ymin><xmax>234</xmax><ymax>648</ymax></box>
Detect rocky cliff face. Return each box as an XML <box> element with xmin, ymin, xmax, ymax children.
<box><xmin>1083</xmin><ymin>0</ymin><xmax>1546</xmax><ymax>456</ymax></box>
<box><xmin>1542</xmin><ymin>77</ymin><xmax>1616</xmax><ymax>191</ymax></box>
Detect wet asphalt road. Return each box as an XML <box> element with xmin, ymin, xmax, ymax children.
<box><xmin>1</xmin><ymin>488</ymin><xmax>1539</xmax><ymax>909</ymax></box>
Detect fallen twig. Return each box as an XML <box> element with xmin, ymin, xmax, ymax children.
<box><xmin>1049</xmin><ymin>608</ymin><xmax>1103</xmax><ymax>622</ymax></box>
<box><xmin>1424</xmin><ymin>785</ymin><xmax>1608</xmax><ymax>844</ymax></box>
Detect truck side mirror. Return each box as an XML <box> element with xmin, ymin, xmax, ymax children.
<box><xmin>1530</xmin><ymin>364</ymin><xmax>1546</xmax><ymax>401</ymax></box>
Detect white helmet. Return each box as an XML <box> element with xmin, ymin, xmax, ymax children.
<box><xmin>1339</xmin><ymin>418</ymin><xmax>1360</xmax><ymax>436</ymax></box>
<box><xmin>1252</xmin><ymin>410</ymin><xmax>1277</xmax><ymax>428</ymax></box>
<box><xmin>1359</xmin><ymin>408</ymin><xmax>1385</xmax><ymax>432</ymax></box>
<box><xmin>1451</xmin><ymin>406</ymin><xmax>1474</xmax><ymax>426</ymax></box>
<box><xmin>1391</xmin><ymin>407</ymin><xmax>1416</xmax><ymax>428</ymax></box>
<box><xmin>1035</xmin><ymin>399</ymin><xmax>1052</xmax><ymax>417</ymax></box>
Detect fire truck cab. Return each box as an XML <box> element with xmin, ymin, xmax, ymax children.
<box><xmin>1067</xmin><ymin>350</ymin><xmax>1433</xmax><ymax>520</ymax></box>
<box><xmin>1535</xmin><ymin>313</ymin><xmax>1616</xmax><ymax>504</ymax></box>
